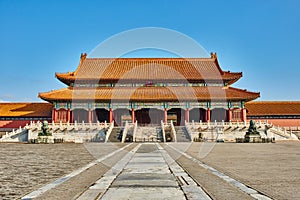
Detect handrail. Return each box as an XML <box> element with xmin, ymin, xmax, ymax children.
<box><xmin>187</xmin><ymin>120</ymin><xmax>299</xmax><ymax>140</ymax></box>
<box><xmin>105</xmin><ymin>121</ymin><xmax>114</xmax><ymax>143</ymax></box>
<box><xmin>184</xmin><ymin>120</ymin><xmax>194</xmax><ymax>141</ymax></box>
<box><xmin>121</xmin><ymin>121</ymin><xmax>129</xmax><ymax>143</ymax></box>
<box><xmin>170</xmin><ymin>120</ymin><xmax>177</xmax><ymax>142</ymax></box>
<box><xmin>161</xmin><ymin>120</ymin><xmax>166</xmax><ymax>143</ymax></box>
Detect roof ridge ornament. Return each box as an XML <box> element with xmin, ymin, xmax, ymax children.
<box><xmin>80</xmin><ymin>53</ymin><xmax>87</xmax><ymax>64</ymax></box>
<box><xmin>210</xmin><ymin>52</ymin><xmax>217</xmax><ymax>59</ymax></box>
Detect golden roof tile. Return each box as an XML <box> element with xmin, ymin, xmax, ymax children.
<box><xmin>56</xmin><ymin>57</ymin><xmax>242</xmax><ymax>85</ymax></box>
<box><xmin>246</xmin><ymin>101</ymin><xmax>300</xmax><ymax>116</ymax></box>
<box><xmin>39</xmin><ymin>86</ymin><xmax>259</xmax><ymax>102</ymax></box>
<box><xmin>0</xmin><ymin>103</ymin><xmax>53</xmax><ymax>117</ymax></box>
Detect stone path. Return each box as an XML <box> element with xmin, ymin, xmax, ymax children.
<box><xmin>77</xmin><ymin>143</ymin><xmax>210</xmax><ymax>200</ymax></box>
<box><xmin>2</xmin><ymin>141</ymin><xmax>299</xmax><ymax>199</ymax></box>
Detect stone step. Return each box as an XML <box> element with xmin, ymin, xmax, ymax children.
<box><xmin>175</xmin><ymin>126</ymin><xmax>191</xmax><ymax>142</ymax></box>
<box><xmin>108</xmin><ymin>127</ymin><xmax>123</xmax><ymax>142</ymax></box>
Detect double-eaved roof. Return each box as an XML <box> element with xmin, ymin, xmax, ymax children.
<box><xmin>39</xmin><ymin>53</ymin><xmax>260</xmax><ymax>103</ymax></box>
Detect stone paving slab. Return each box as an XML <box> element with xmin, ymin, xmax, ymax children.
<box><xmin>129</xmin><ymin>156</ymin><xmax>165</xmax><ymax>162</ymax></box>
<box><xmin>112</xmin><ymin>173</ymin><xmax>178</xmax><ymax>187</ymax></box>
<box><xmin>134</xmin><ymin>153</ymin><xmax>162</xmax><ymax>157</ymax></box>
<box><xmin>123</xmin><ymin>162</ymin><xmax>170</xmax><ymax>174</ymax></box>
<box><xmin>101</xmin><ymin>187</ymin><xmax>186</xmax><ymax>200</ymax></box>
<box><xmin>76</xmin><ymin>188</ymin><xmax>104</xmax><ymax>200</ymax></box>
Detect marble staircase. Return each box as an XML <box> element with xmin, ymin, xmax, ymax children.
<box><xmin>175</xmin><ymin>126</ymin><xmax>191</xmax><ymax>142</ymax></box>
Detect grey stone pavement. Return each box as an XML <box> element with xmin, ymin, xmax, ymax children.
<box><xmin>77</xmin><ymin>143</ymin><xmax>210</xmax><ymax>200</ymax></box>
<box><xmin>0</xmin><ymin>141</ymin><xmax>299</xmax><ymax>200</ymax></box>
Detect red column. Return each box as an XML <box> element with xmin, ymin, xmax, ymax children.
<box><xmin>206</xmin><ymin>108</ymin><xmax>211</xmax><ymax>122</ymax></box>
<box><xmin>185</xmin><ymin>108</ymin><xmax>189</xmax><ymax>122</ymax></box>
<box><xmin>91</xmin><ymin>110</ymin><xmax>94</xmax><ymax>123</ymax></box>
<box><xmin>67</xmin><ymin>109</ymin><xmax>71</xmax><ymax>123</ymax></box>
<box><xmin>71</xmin><ymin>110</ymin><xmax>74</xmax><ymax>123</ymax></box>
<box><xmin>52</xmin><ymin>108</ymin><xmax>55</xmax><ymax>122</ymax></box>
<box><xmin>228</xmin><ymin>109</ymin><xmax>232</xmax><ymax>122</ymax></box>
<box><xmin>88</xmin><ymin>109</ymin><xmax>92</xmax><ymax>123</ymax></box>
<box><xmin>53</xmin><ymin>108</ymin><xmax>57</xmax><ymax>123</ymax></box>
<box><xmin>109</xmin><ymin>108</ymin><xmax>113</xmax><ymax>123</ymax></box>
<box><xmin>131</xmin><ymin>108</ymin><xmax>135</xmax><ymax>123</ymax></box>
<box><xmin>242</xmin><ymin>108</ymin><xmax>247</xmax><ymax>122</ymax></box>
<box><xmin>164</xmin><ymin>108</ymin><xmax>167</xmax><ymax>124</ymax></box>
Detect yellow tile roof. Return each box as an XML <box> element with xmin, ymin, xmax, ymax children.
<box><xmin>56</xmin><ymin>56</ymin><xmax>242</xmax><ymax>85</ymax></box>
<box><xmin>246</xmin><ymin>101</ymin><xmax>300</xmax><ymax>116</ymax></box>
<box><xmin>39</xmin><ymin>86</ymin><xmax>259</xmax><ymax>102</ymax></box>
<box><xmin>0</xmin><ymin>103</ymin><xmax>53</xmax><ymax>117</ymax></box>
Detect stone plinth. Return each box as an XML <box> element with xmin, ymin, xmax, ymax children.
<box><xmin>244</xmin><ymin>134</ymin><xmax>262</xmax><ymax>143</ymax></box>
<box><xmin>37</xmin><ymin>136</ymin><xmax>54</xmax><ymax>144</ymax></box>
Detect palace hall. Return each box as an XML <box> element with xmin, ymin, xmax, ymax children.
<box><xmin>38</xmin><ymin>53</ymin><xmax>259</xmax><ymax>126</ymax></box>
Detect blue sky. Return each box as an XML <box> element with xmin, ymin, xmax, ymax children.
<box><xmin>0</xmin><ymin>0</ymin><xmax>299</xmax><ymax>102</ymax></box>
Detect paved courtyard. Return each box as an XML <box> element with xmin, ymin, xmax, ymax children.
<box><xmin>166</xmin><ymin>141</ymin><xmax>300</xmax><ymax>200</ymax></box>
<box><xmin>0</xmin><ymin>141</ymin><xmax>299</xmax><ymax>199</ymax></box>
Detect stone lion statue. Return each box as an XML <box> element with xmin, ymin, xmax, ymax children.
<box><xmin>38</xmin><ymin>120</ymin><xmax>52</xmax><ymax>136</ymax></box>
<box><xmin>247</xmin><ymin>120</ymin><xmax>258</xmax><ymax>134</ymax></box>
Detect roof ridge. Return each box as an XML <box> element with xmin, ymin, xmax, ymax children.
<box><xmin>228</xmin><ymin>86</ymin><xmax>260</xmax><ymax>94</ymax></box>
<box><xmin>247</xmin><ymin>101</ymin><xmax>300</xmax><ymax>104</ymax></box>
<box><xmin>85</xmin><ymin>57</ymin><xmax>213</xmax><ymax>60</ymax></box>
<box><xmin>0</xmin><ymin>102</ymin><xmax>51</xmax><ymax>104</ymax></box>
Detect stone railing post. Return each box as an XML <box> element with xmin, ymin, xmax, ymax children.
<box><xmin>81</xmin><ymin>121</ymin><xmax>85</xmax><ymax>131</ymax></box>
<box><xmin>133</xmin><ymin>120</ymin><xmax>138</xmax><ymax>142</ymax></box>
<box><xmin>89</xmin><ymin>121</ymin><xmax>92</xmax><ymax>130</ymax></box>
<box><xmin>74</xmin><ymin>120</ymin><xmax>78</xmax><ymax>131</ymax></box>
<box><xmin>97</xmin><ymin>121</ymin><xmax>101</xmax><ymax>130</ymax></box>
